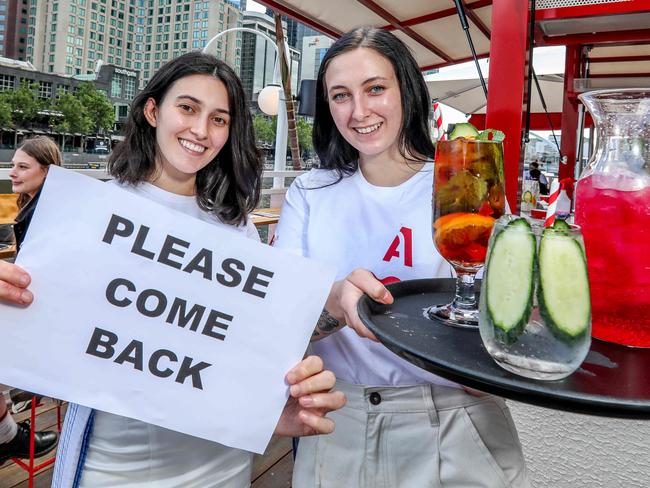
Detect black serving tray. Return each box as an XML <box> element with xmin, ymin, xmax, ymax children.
<box><xmin>358</xmin><ymin>278</ymin><xmax>650</xmax><ymax>419</ymax></box>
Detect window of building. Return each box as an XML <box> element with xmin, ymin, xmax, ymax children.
<box><xmin>38</xmin><ymin>81</ymin><xmax>53</xmax><ymax>99</ymax></box>
<box><xmin>124</xmin><ymin>76</ymin><xmax>135</xmax><ymax>100</ymax></box>
<box><xmin>111</xmin><ymin>75</ymin><xmax>122</xmax><ymax>97</ymax></box>
<box><xmin>0</xmin><ymin>74</ymin><xmax>14</xmax><ymax>92</ymax></box>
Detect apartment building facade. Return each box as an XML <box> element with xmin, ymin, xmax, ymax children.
<box><xmin>26</xmin><ymin>0</ymin><xmax>243</xmax><ymax>87</ymax></box>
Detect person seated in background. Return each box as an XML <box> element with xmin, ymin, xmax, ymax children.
<box><xmin>0</xmin><ymin>390</ymin><xmax>59</xmax><ymax>465</ymax></box>
<box><xmin>8</xmin><ymin>136</ymin><xmax>63</xmax><ymax>252</ymax></box>
<box><xmin>0</xmin><ymin>137</ymin><xmax>64</xmax><ymax>464</ymax></box>
<box><xmin>528</xmin><ymin>161</ymin><xmax>549</xmax><ymax>195</ymax></box>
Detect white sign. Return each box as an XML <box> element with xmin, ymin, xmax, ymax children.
<box><xmin>0</xmin><ymin>166</ymin><xmax>336</xmax><ymax>454</ymax></box>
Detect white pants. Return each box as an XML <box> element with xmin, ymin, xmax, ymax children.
<box><xmin>79</xmin><ymin>411</ymin><xmax>253</xmax><ymax>487</ymax></box>
<box><xmin>293</xmin><ymin>381</ymin><xmax>530</xmax><ymax>488</ymax></box>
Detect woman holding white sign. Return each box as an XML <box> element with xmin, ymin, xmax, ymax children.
<box><xmin>0</xmin><ymin>52</ymin><xmax>345</xmax><ymax>487</ymax></box>
<box><xmin>273</xmin><ymin>27</ymin><xmax>529</xmax><ymax>487</ymax></box>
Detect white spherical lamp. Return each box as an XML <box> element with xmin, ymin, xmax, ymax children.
<box><xmin>257</xmin><ymin>84</ymin><xmax>281</xmax><ymax>116</ymax></box>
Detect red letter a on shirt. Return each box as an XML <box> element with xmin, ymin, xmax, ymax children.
<box><xmin>382</xmin><ymin>227</ymin><xmax>413</xmax><ymax>267</ymax></box>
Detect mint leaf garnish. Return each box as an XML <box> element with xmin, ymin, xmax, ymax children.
<box><xmin>478</xmin><ymin>129</ymin><xmax>505</xmax><ymax>142</ymax></box>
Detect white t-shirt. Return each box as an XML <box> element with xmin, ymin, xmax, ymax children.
<box><xmin>80</xmin><ymin>181</ymin><xmax>258</xmax><ymax>488</ymax></box>
<box><xmin>273</xmin><ymin>165</ymin><xmax>459</xmax><ymax>388</ymax></box>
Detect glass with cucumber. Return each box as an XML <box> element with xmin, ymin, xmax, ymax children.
<box><xmin>428</xmin><ymin>122</ymin><xmax>505</xmax><ymax>327</ymax></box>
<box><xmin>479</xmin><ymin>215</ymin><xmax>592</xmax><ymax>380</ymax></box>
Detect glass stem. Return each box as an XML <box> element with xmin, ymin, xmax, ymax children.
<box><xmin>452</xmin><ymin>271</ymin><xmax>477</xmax><ymax>311</ymax></box>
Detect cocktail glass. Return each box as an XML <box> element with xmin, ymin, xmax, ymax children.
<box><xmin>427</xmin><ymin>138</ymin><xmax>506</xmax><ymax>327</ymax></box>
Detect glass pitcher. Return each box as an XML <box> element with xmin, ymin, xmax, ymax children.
<box><xmin>574</xmin><ymin>89</ymin><xmax>650</xmax><ymax>347</ymax></box>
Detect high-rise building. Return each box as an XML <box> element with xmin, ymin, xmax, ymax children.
<box><xmin>27</xmin><ymin>0</ymin><xmax>243</xmax><ymax>88</ymax></box>
<box><xmin>263</xmin><ymin>10</ymin><xmax>320</xmax><ymax>50</ymax></box>
<box><xmin>283</xmin><ymin>16</ymin><xmax>320</xmax><ymax>51</ymax></box>
<box><xmin>0</xmin><ymin>0</ymin><xmax>29</xmax><ymax>60</ymax></box>
<box><xmin>227</xmin><ymin>0</ymin><xmax>246</xmax><ymax>10</ymax></box>
<box><xmin>300</xmin><ymin>35</ymin><xmax>332</xmax><ymax>81</ymax></box>
<box><xmin>240</xmin><ymin>11</ymin><xmax>300</xmax><ymax>106</ymax></box>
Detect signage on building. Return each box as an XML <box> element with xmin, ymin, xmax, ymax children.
<box><xmin>114</xmin><ymin>68</ymin><xmax>137</xmax><ymax>78</ymax></box>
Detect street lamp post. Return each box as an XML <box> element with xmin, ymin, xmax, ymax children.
<box><xmin>203</xmin><ymin>28</ymin><xmax>289</xmax><ymax>190</ymax></box>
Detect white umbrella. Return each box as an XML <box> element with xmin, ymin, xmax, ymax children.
<box><xmin>426</xmin><ymin>73</ymin><xmax>565</xmax><ymax>115</ymax></box>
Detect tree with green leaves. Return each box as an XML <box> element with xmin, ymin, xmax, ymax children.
<box><xmin>296</xmin><ymin>117</ymin><xmax>313</xmax><ymax>153</ymax></box>
<box><xmin>2</xmin><ymin>80</ymin><xmax>41</xmax><ymax>127</ymax></box>
<box><xmin>0</xmin><ymin>95</ymin><xmax>13</xmax><ymax>129</ymax></box>
<box><xmin>253</xmin><ymin>114</ymin><xmax>276</xmax><ymax>144</ymax></box>
<box><xmin>52</xmin><ymin>91</ymin><xmax>93</xmax><ymax>150</ymax></box>
<box><xmin>75</xmin><ymin>82</ymin><xmax>115</xmax><ymax>133</ymax></box>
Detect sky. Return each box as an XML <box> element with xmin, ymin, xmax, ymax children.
<box><xmin>247</xmin><ymin>1</ymin><xmax>265</xmax><ymax>12</ymax></box>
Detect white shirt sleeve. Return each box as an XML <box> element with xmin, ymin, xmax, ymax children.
<box><xmin>244</xmin><ymin>219</ymin><xmax>261</xmax><ymax>242</ymax></box>
<box><xmin>272</xmin><ymin>177</ymin><xmax>309</xmax><ymax>257</ymax></box>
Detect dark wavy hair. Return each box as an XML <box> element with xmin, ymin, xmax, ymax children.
<box><xmin>109</xmin><ymin>52</ymin><xmax>263</xmax><ymax>226</ymax></box>
<box><xmin>313</xmin><ymin>26</ymin><xmax>435</xmax><ymax>179</ymax></box>
<box><xmin>15</xmin><ymin>136</ymin><xmax>63</xmax><ymax>208</ymax></box>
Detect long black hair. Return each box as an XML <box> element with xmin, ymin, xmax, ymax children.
<box><xmin>313</xmin><ymin>27</ymin><xmax>435</xmax><ymax>178</ymax></box>
<box><xmin>109</xmin><ymin>52</ymin><xmax>263</xmax><ymax>226</ymax></box>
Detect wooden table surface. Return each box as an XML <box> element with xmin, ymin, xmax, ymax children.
<box><xmin>0</xmin><ymin>244</ymin><xmax>15</xmax><ymax>260</ymax></box>
<box><xmin>251</xmin><ymin>207</ymin><xmax>281</xmax><ymax>227</ymax></box>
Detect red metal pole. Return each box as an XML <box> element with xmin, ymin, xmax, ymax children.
<box><xmin>485</xmin><ymin>0</ymin><xmax>530</xmax><ymax>213</ymax></box>
<box><xmin>559</xmin><ymin>44</ymin><xmax>582</xmax><ymax>181</ymax></box>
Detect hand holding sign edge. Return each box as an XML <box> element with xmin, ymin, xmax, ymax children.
<box><xmin>274</xmin><ymin>355</ymin><xmax>346</xmax><ymax>437</ymax></box>
<box><xmin>0</xmin><ymin>261</ymin><xmax>33</xmax><ymax>305</ymax></box>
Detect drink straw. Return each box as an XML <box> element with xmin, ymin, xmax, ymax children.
<box><xmin>544</xmin><ymin>179</ymin><xmax>561</xmax><ymax>227</ymax></box>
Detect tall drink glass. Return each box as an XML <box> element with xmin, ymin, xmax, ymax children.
<box><xmin>428</xmin><ymin>138</ymin><xmax>506</xmax><ymax>327</ymax></box>
<box><xmin>575</xmin><ymin>89</ymin><xmax>650</xmax><ymax>347</ymax></box>
<box><xmin>479</xmin><ymin>216</ymin><xmax>591</xmax><ymax>380</ymax></box>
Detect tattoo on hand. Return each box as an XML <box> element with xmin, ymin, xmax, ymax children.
<box><xmin>311</xmin><ymin>309</ymin><xmax>344</xmax><ymax>342</ymax></box>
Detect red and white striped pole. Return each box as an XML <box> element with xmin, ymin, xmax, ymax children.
<box><xmin>432</xmin><ymin>101</ymin><xmax>445</xmax><ymax>141</ymax></box>
<box><xmin>544</xmin><ymin>179</ymin><xmax>561</xmax><ymax>228</ymax></box>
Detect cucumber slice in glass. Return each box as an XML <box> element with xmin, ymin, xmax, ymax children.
<box><xmin>538</xmin><ymin>228</ymin><xmax>591</xmax><ymax>341</ymax></box>
<box><xmin>485</xmin><ymin>218</ymin><xmax>536</xmax><ymax>344</ymax></box>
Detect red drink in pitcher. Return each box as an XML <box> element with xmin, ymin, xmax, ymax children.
<box><xmin>574</xmin><ymin>175</ymin><xmax>650</xmax><ymax>347</ymax></box>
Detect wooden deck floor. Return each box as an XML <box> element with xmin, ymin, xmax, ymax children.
<box><xmin>0</xmin><ymin>399</ymin><xmax>294</xmax><ymax>488</ymax></box>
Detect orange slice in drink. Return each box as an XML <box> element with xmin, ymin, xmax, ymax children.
<box><xmin>434</xmin><ymin>213</ymin><xmax>496</xmax><ymax>264</ymax></box>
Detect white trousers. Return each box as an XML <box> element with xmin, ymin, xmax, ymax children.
<box><xmin>293</xmin><ymin>381</ymin><xmax>530</xmax><ymax>488</ymax></box>
<box><xmin>79</xmin><ymin>411</ymin><xmax>253</xmax><ymax>488</ymax></box>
